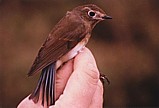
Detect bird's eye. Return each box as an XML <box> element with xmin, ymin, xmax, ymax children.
<box><xmin>88</xmin><ymin>11</ymin><xmax>96</xmax><ymax>17</ymax></box>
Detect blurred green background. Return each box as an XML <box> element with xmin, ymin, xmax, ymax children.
<box><xmin>0</xmin><ymin>0</ymin><xmax>159</xmax><ymax>107</ymax></box>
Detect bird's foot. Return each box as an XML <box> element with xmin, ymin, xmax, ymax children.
<box><xmin>100</xmin><ymin>73</ymin><xmax>110</xmax><ymax>85</ymax></box>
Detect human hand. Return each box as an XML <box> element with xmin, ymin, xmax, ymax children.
<box><xmin>18</xmin><ymin>48</ymin><xmax>103</xmax><ymax>108</ymax></box>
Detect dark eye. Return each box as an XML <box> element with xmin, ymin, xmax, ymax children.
<box><xmin>88</xmin><ymin>11</ymin><xmax>95</xmax><ymax>17</ymax></box>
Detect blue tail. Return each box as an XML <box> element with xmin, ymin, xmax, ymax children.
<box><xmin>29</xmin><ymin>63</ymin><xmax>55</xmax><ymax>106</ymax></box>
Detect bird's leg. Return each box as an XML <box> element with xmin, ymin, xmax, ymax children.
<box><xmin>100</xmin><ymin>73</ymin><xmax>110</xmax><ymax>85</ymax></box>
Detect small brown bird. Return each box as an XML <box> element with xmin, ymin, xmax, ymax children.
<box><xmin>28</xmin><ymin>4</ymin><xmax>112</xmax><ymax>107</ymax></box>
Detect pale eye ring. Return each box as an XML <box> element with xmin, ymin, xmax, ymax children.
<box><xmin>88</xmin><ymin>11</ymin><xmax>96</xmax><ymax>17</ymax></box>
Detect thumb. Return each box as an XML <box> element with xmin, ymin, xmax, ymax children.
<box><xmin>53</xmin><ymin>48</ymin><xmax>100</xmax><ymax>108</ymax></box>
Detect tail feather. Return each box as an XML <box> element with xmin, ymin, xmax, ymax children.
<box><xmin>50</xmin><ymin>65</ymin><xmax>55</xmax><ymax>105</ymax></box>
<box><xmin>41</xmin><ymin>67</ymin><xmax>47</xmax><ymax>105</ymax></box>
<box><xmin>29</xmin><ymin>70</ymin><xmax>44</xmax><ymax>103</ymax></box>
<box><xmin>45</xmin><ymin>67</ymin><xmax>50</xmax><ymax>105</ymax></box>
<box><xmin>29</xmin><ymin>63</ymin><xmax>55</xmax><ymax>106</ymax></box>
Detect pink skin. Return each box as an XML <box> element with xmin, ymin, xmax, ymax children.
<box><xmin>18</xmin><ymin>48</ymin><xmax>103</xmax><ymax>108</ymax></box>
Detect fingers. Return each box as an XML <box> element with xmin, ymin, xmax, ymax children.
<box><xmin>89</xmin><ymin>80</ymin><xmax>103</xmax><ymax>108</ymax></box>
<box><xmin>53</xmin><ymin>48</ymin><xmax>101</xmax><ymax>108</ymax></box>
<box><xmin>55</xmin><ymin>59</ymin><xmax>74</xmax><ymax>99</ymax></box>
<box><xmin>74</xmin><ymin>48</ymin><xmax>99</xmax><ymax>84</ymax></box>
<box><xmin>18</xmin><ymin>48</ymin><xmax>103</xmax><ymax>108</ymax></box>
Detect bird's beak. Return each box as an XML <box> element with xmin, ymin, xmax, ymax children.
<box><xmin>102</xmin><ymin>15</ymin><xmax>112</xmax><ymax>20</ymax></box>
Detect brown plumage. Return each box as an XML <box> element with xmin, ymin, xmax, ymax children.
<box><xmin>28</xmin><ymin>4</ymin><xmax>111</xmax><ymax>107</ymax></box>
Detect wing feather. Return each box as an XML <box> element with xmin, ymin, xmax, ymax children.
<box><xmin>28</xmin><ymin>15</ymin><xmax>87</xmax><ymax>76</ymax></box>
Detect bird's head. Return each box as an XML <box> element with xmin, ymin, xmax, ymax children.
<box><xmin>71</xmin><ymin>4</ymin><xmax>112</xmax><ymax>27</ymax></box>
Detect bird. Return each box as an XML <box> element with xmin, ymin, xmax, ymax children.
<box><xmin>28</xmin><ymin>4</ymin><xmax>112</xmax><ymax>107</ymax></box>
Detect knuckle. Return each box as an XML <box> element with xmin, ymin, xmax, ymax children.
<box><xmin>83</xmin><ymin>62</ymin><xmax>99</xmax><ymax>85</ymax></box>
<box><xmin>98</xmin><ymin>80</ymin><xmax>104</xmax><ymax>91</ymax></box>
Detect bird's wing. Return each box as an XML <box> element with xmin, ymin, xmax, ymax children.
<box><xmin>28</xmin><ymin>16</ymin><xmax>87</xmax><ymax>76</ymax></box>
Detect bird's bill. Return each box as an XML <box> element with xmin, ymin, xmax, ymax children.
<box><xmin>102</xmin><ymin>15</ymin><xmax>112</xmax><ymax>20</ymax></box>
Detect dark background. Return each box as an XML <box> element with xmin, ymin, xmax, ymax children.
<box><xmin>0</xmin><ymin>0</ymin><xmax>159</xmax><ymax>107</ymax></box>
